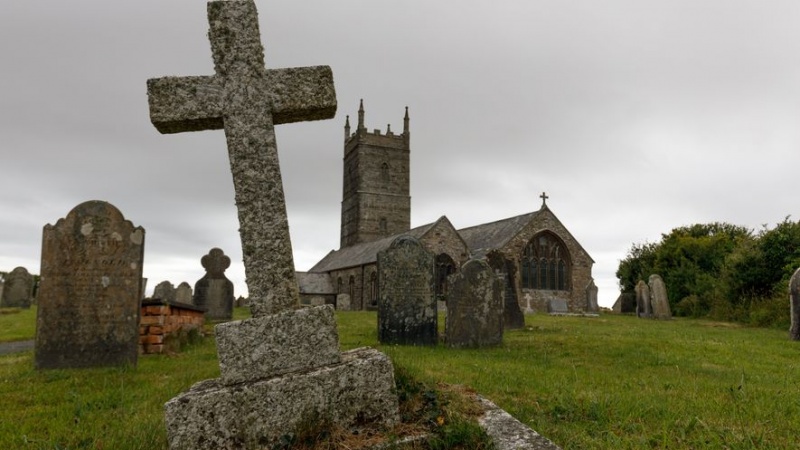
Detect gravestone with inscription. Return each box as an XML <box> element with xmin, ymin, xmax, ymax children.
<box><xmin>1</xmin><ymin>266</ymin><xmax>34</xmax><ymax>308</ymax></box>
<box><xmin>148</xmin><ymin>1</ymin><xmax>399</xmax><ymax>448</ymax></box>
<box><xmin>446</xmin><ymin>259</ymin><xmax>504</xmax><ymax>348</ymax></box>
<box><xmin>153</xmin><ymin>280</ymin><xmax>176</xmax><ymax>302</ymax></box>
<box><xmin>193</xmin><ymin>248</ymin><xmax>234</xmax><ymax>320</ymax></box>
<box><xmin>635</xmin><ymin>280</ymin><xmax>652</xmax><ymax>318</ymax></box>
<box><xmin>35</xmin><ymin>201</ymin><xmax>144</xmax><ymax>369</ymax></box>
<box><xmin>175</xmin><ymin>282</ymin><xmax>193</xmax><ymax>304</ymax></box>
<box><xmin>487</xmin><ymin>250</ymin><xmax>524</xmax><ymax>329</ymax></box>
<box><xmin>789</xmin><ymin>268</ymin><xmax>800</xmax><ymax>340</ymax></box>
<box><xmin>648</xmin><ymin>274</ymin><xmax>672</xmax><ymax>320</ymax></box>
<box><xmin>377</xmin><ymin>235</ymin><xmax>437</xmax><ymax>346</ymax></box>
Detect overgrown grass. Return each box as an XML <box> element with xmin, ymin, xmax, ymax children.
<box><xmin>2</xmin><ymin>309</ymin><xmax>800</xmax><ymax>448</ymax></box>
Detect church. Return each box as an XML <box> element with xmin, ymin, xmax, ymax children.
<box><xmin>298</xmin><ymin>101</ymin><xmax>597</xmax><ymax>314</ymax></box>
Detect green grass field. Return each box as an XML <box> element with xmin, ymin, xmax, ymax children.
<box><xmin>2</xmin><ymin>308</ymin><xmax>799</xmax><ymax>449</ymax></box>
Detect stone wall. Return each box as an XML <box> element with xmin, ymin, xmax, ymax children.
<box><xmin>139</xmin><ymin>299</ymin><xmax>205</xmax><ymax>354</ymax></box>
<box><xmin>499</xmin><ymin>208</ymin><xmax>594</xmax><ymax>313</ymax></box>
<box><xmin>418</xmin><ymin>218</ymin><xmax>470</xmax><ymax>265</ymax></box>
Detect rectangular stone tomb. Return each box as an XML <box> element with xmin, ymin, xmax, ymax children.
<box><xmin>215</xmin><ymin>305</ymin><xmax>341</xmax><ymax>385</ymax></box>
<box><xmin>164</xmin><ymin>347</ymin><xmax>400</xmax><ymax>450</ymax></box>
<box><xmin>547</xmin><ymin>299</ymin><xmax>569</xmax><ymax>314</ymax></box>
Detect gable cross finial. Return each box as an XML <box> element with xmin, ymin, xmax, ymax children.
<box><xmin>540</xmin><ymin>191</ymin><xmax>549</xmax><ymax>207</ymax></box>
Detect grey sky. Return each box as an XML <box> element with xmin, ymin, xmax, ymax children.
<box><xmin>2</xmin><ymin>0</ymin><xmax>798</xmax><ymax>307</ymax></box>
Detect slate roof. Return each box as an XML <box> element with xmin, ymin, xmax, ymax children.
<box><xmin>308</xmin><ymin>221</ymin><xmax>436</xmax><ymax>273</ymax></box>
<box><xmin>457</xmin><ymin>211</ymin><xmax>540</xmax><ymax>258</ymax></box>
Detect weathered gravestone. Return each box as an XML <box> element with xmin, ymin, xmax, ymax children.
<box><xmin>147</xmin><ymin>2</ymin><xmax>399</xmax><ymax>447</ymax></box>
<box><xmin>547</xmin><ymin>298</ymin><xmax>569</xmax><ymax>314</ymax></box>
<box><xmin>377</xmin><ymin>235</ymin><xmax>437</xmax><ymax>346</ymax></box>
<box><xmin>1</xmin><ymin>266</ymin><xmax>34</xmax><ymax>308</ymax></box>
<box><xmin>35</xmin><ymin>201</ymin><xmax>144</xmax><ymax>369</ymax></box>
<box><xmin>487</xmin><ymin>250</ymin><xmax>524</xmax><ymax>329</ymax></box>
<box><xmin>635</xmin><ymin>280</ymin><xmax>652</xmax><ymax>318</ymax></box>
<box><xmin>153</xmin><ymin>280</ymin><xmax>176</xmax><ymax>302</ymax></box>
<box><xmin>446</xmin><ymin>259</ymin><xmax>504</xmax><ymax>348</ymax></box>
<box><xmin>192</xmin><ymin>248</ymin><xmax>234</xmax><ymax>320</ymax></box>
<box><xmin>175</xmin><ymin>282</ymin><xmax>193</xmax><ymax>304</ymax></box>
<box><xmin>612</xmin><ymin>292</ymin><xmax>636</xmax><ymax>313</ymax></box>
<box><xmin>586</xmin><ymin>279</ymin><xmax>599</xmax><ymax>313</ymax></box>
<box><xmin>790</xmin><ymin>267</ymin><xmax>800</xmax><ymax>341</ymax></box>
<box><xmin>648</xmin><ymin>274</ymin><xmax>672</xmax><ymax>320</ymax></box>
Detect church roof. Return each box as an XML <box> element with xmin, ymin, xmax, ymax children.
<box><xmin>457</xmin><ymin>211</ymin><xmax>540</xmax><ymax>258</ymax></box>
<box><xmin>308</xmin><ymin>221</ymin><xmax>436</xmax><ymax>273</ymax></box>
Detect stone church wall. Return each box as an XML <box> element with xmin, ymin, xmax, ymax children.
<box><xmin>417</xmin><ymin>220</ymin><xmax>470</xmax><ymax>266</ymax></box>
<box><xmin>499</xmin><ymin>209</ymin><xmax>594</xmax><ymax>313</ymax></box>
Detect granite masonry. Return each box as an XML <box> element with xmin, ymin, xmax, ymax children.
<box><xmin>147</xmin><ymin>1</ymin><xmax>399</xmax><ymax>447</ymax></box>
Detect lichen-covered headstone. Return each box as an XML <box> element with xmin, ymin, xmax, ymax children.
<box><xmin>789</xmin><ymin>267</ymin><xmax>800</xmax><ymax>341</ymax></box>
<box><xmin>486</xmin><ymin>250</ymin><xmax>524</xmax><ymax>329</ymax></box>
<box><xmin>193</xmin><ymin>248</ymin><xmax>234</xmax><ymax>320</ymax></box>
<box><xmin>153</xmin><ymin>280</ymin><xmax>176</xmax><ymax>302</ymax></box>
<box><xmin>377</xmin><ymin>235</ymin><xmax>437</xmax><ymax>345</ymax></box>
<box><xmin>635</xmin><ymin>280</ymin><xmax>652</xmax><ymax>318</ymax></box>
<box><xmin>175</xmin><ymin>282</ymin><xmax>193</xmax><ymax>304</ymax></box>
<box><xmin>648</xmin><ymin>274</ymin><xmax>672</xmax><ymax>320</ymax></box>
<box><xmin>1</xmin><ymin>266</ymin><xmax>34</xmax><ymax>308</ymax></box>
<box><xmin>446</xmin><ymin>259</ymin><xmax>503</xmax><ymax>348</ymax></box>
<box><xmin>35</xmin><ymin>200</ymin><xmax>144</xmax><ymax>369</ymax></box>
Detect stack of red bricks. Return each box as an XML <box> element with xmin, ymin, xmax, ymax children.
<box><xmin>139</xmin><ymin>299</ymin><xmax>205</xmax><ymax>354</ymax></box>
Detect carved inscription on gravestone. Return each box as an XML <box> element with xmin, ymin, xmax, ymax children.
<box><xmin>377</xmin><ymin>236</ymin><xmax>437</xmax><ymax>345</ymax></box>
<box><xmin>446</xmin><ymin>259</ymin><xmax>504</xmax><ymax>348</ymax></box>
<box><xmin>1</xmin><ymin>266</ymin><xmax>34</xmax><ymax>308</ymax></box>
<box><xmin>35</xmin><ymin>201</ymin><xmax>144</xmax><ymax>369</ymax></box>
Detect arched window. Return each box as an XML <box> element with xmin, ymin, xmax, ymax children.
<box><xmin>348</xmin><ymin>275</ymin><xmax>355</xmax><ymax>299</ymax></box>
<box><xmin>434</xmin><ymin>253</ymin><xmax>456</xmax><ymax>301</ymax></box>
<box><xmin>520</xmin><ymin>231</ymin><xmax>571</xmax><ymax>291</ymax></box>
<box><xmin>337</xmin><ymin>277</ymin><xmax>343</xmax><ymax>294</ymax></box>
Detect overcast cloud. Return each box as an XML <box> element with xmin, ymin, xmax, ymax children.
<box><xmin>2</xmin><ymin>0</ymin><xmax>799</xmax><ymax>307</ymax></box>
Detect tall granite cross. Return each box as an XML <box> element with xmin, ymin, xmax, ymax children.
<box><xmin>147</xmin><ymin>0</ymin><xmax>336</xmax><ymax>317</ymax></box>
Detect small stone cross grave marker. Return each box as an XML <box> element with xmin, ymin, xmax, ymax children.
<box><xmin>147</xmin><ymin>0</ymin><xmax>336</xmax><ymax>317</ymax></box>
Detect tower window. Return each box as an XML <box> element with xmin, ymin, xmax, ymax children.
<box><xmin>379</xmin><ymin>217</ymin><xmax>388</xmax><ymax>233</ymax></box>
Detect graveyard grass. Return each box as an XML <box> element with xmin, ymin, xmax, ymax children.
<box><xmin>2</xmin><ymin>309</ymin><xmax>799</xmax><ymax>449</ymax></box>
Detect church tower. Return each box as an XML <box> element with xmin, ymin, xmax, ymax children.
<box><xmin>340</xmin><ymin>100</ymin><xmax>411</xmax><ymax>248</ymax></box>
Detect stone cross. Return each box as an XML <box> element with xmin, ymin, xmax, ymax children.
<box><xmin>540</xmin><ymin>191</ymin><xmax>549</xmax><ymax>206</ymax></box>
<box><xmin>147</xmin><ymin>0</ymin><xmax>336</xmax><ymax>317</ymax></box>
